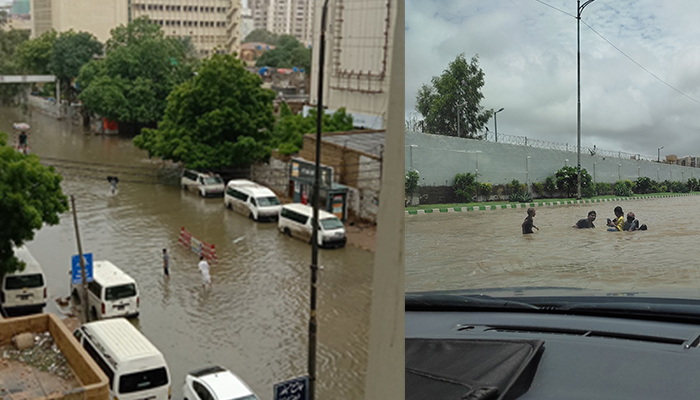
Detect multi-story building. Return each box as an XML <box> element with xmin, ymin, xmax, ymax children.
<box><xmin>240</xmin><ymin>7</ymin><xmax>254</xmax><ymax>40</ymax></box>
<box><xmin>309</xmin><ymin>0</ymin><xmax>397</xmax><ymax>129</ymax></box>
<box><xmin>249</xmin><ymin>0</ymin><xmax>314</xmax><ymax>46</ymax></box>
<box><xmin>30</xmin><ymin>0</ymin><xmax>242</xmax><ymax>57</ymax></box>
<box><xmin>1</xmin><ymin>0</ymin><xmax>31</xmax><ymax>31</ymax></box>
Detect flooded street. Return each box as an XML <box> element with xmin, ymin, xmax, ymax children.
<box><xmin>1</xmin><ymin>107</ymin><xmax>374</xmax><ymax>399</ymax></box>
<box><xmin>406</xmin><ymin>196</ymin><xmax>700</xmax><ymax>298</ymax></box>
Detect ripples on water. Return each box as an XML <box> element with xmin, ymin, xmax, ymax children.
<box><xmin>406</xmin><ymin>197</ymin><xmax>700</xmax><ymax>296</ymax></box>
<box><xmin>1</xmin><ymin>108</ymin><xmax>373</xmax><ymax>400</ymax></box>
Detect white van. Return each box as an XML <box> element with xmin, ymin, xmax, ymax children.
<box><xmin>1</xmin><ymin>246</ymin><xmax>46</xmax><ymax>316</ymax></box>
<box><xmin>71</xmin><ymin>260</ymin><xmax>139</xmax><ymax>321</ymax></box>
<box><xmin>181</xmin><ymin>169</ymin><xmax>225</xmax><ymax>197</ymax></box>
<box><xmin>73</xmin><ymin>318</ymin><xmax>172</xmax><ymax>400</ymax></box>
<box><xmin>278</xmin><ymin>203</ymin><xmax>346</xmax><ymax>248</ymax></box>
<box><xmin>224</xmin><ymin>179</ymin><xmax>282</xmax><ymax>221</ymax></box>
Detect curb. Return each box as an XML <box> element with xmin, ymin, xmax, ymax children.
<box><xmin>405</xmin><ymin>193</ymin><xmax>699</xmax><ymax>215</ymax></box>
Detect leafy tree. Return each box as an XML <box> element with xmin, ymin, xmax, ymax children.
<box><xmin>50</xmin><ymin>30</ymin><xmax>103</xmax><ymax>102</ymax></box>
<box><xmin>243</xmin><ymin>29</ymin><xmax>281</xmax><ymax>45</ymax></box>
<box><xmin>133</xmin><ymin>54</ymin><xmax>276</xmax><ymax>170</ymax></box>
<box><xmin>453</xmin><ymin>172</ymin><xmax>478</xmax><ymax>202</ymax></box>
<box><xmin>416</xmin><ymin>53</ymin><xmax>491</xmax><ymax>138</ymax></box>
<box><xmin>0</xmin><ymin>29</ymin><xmax>30</xmax><ymax>103</ymax></box>
<box><xmin>0</xmin><ymin>132</ymin><xmax>69</xmax><ymax>275</ymax></box>
<box><xmin>688</xmin><ymin>177</ymin><xmax>699</xmax><ymax>192</ymax></box>
<box><xmin>256</xmin><ymin>35</ymin><xmax>311</xmax><ymax>72</ymax></box>
<box><xmin>15</xmin><ymin>30</ymin><xmax>57</xmax><ymax>75</ymax></box>
<box><xmin>555</xmin><ymin>166</ymin><xmax>592</xmax><ymax>198</ymax></box>
<box><xmin>634</xmin><ymin>176</ymin><xmax>654</xmax><ymax>194</ymax></box>
<box><xmin>405</xmin><ymin>170</ymin><xmax>419</xmax><ymax>205</ymax></box>
<box><xmin>78</xmin><ymin>17</ymin><xmax>195</xmax><ymax>133</ymax></box>
<box><xmin>614</xmin><ymin>180</ymin><xmax>633</xmax><ymax>197</ymax></box>
<box><xmin>272</xmin><ymin>102</ymin><xmax>354</xmax><ymax>155</ymax></box>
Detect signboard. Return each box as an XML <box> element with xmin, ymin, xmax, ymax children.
<box><xmin>273</xmin><ymin>376</ymin><xmax>309</xmax><ymax>400</ymax></box>
<box><xmin>290</xmin><ymin>158</ymin><xmax>333</xmax><ymax>188</ymax></box>
<box><xmin>71</xmin><ymin>253</ymin><xmax>93</xmax><ymax>285</ymax></box>
<box><xmin>332</xmin><ymin>194</ymin><xmax>344</xmax><ymax>219</ymax></box>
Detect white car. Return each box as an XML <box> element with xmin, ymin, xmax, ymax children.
<box><xmin>184</xmin><ymin>366</ymin><xmax>259</xmax><ymax>400</ymax></box>
<box><xmin>181</xmin><ymin>170</ymin><xmax>225</xmax><ymax>197</ymax></box>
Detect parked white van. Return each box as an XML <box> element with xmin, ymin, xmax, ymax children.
<box><xmin>1</xmin><ymin>246</ymin><xmax>46</xmax><ymax>316</ymax></box>
<box><xmin>278</xmin><ymin>203</ymin><xmax>346</xmax><ymax>248</ymax></box>
<box><xmin>73</xmin><ymin>318</ymin><xmax>172</xmax><ymax>400</ymax></box>
<box><xmin>181</xmin><ymin>169</ymin><xmax>225</xmax><ymax>197</ymax></box>
<box><xmin>224</xmin><ymin>179</ymin><xmax>282</xmax><ymax>221</ymax></box>
<box><xmin>71</xmin><ymin>260</ymin><xmax>139</xmax><ymax>321</ymax></box>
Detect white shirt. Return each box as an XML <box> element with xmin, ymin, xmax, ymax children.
<box><xmin>198</xmin><ymin>260</ymin><xmax>210</xmax><ymax>279</ymax></box>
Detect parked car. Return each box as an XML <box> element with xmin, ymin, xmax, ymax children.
<box><xmin>181</xmin><ymin>170</ymin><xmax>225</xmax><ymax>197</ymax></box>
<box><xmin>278</xmin><ymin>203</ymin><xmax>346</xmax><ymax>248</ymax></box>
<box><xmin>224</xmin><ymin>179</ymin><xmax>282</xmax><ymax>221</ymax></box>
<box><xmin>183</xmin><ymin>366</ymin><xmax>259</xmax><ymax>400</ymax></box>
<box><xmin>71</xmin><ymin>260</ymin><xmax>139</xmax><ymax>321</ymax></box>
<box><xmin>1</xmin><ymin>246</ymin><xmax>46</xmax><ymax>316</ymax></box>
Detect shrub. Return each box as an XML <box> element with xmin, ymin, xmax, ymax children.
<box><xmin>555</xmin><ymin>166</ymin><xmax>592</xmax><ymax>198</ymax></box>
<box><xmin>614</xmin><ymin>180</ymin><xmax>633</xmax><ymax>196</ymax></box>
<box><xmin>405</xmin><ymin>169</ymin><xmax>419</xmax><ymax>203</ymax></box>
<box><xmin>509</xmin><ymin>191</ymin><xmax>532</xmax><ymax>203</ymax></box>
<box><xmin>507</xmin><ymin>179</ymin><xmax>522</xmax><ymax>195</ymax></box>
<box><xmin>688</xmin><ymin>178</ymin><xmax>699</xmax><ymax>192</ymax></box>
<box><xmin>453</xmin><ymin>172</ymin><xmax>479</xmax><ymax>202</ymax></box>
<box><xmin>635</xmin><ymin>177</ymin><xmax>654</xmax><ymax>194</ymax></box>
<box><xmin>532</xmin><ymin>182</ymin><xmax>545</xmax><ymax>196</ymax></box>
<box><xmin>544</xmin><ymin>176</ymin><xmax>557</xmax><ymax>195</ymax></box>
<box><xmin>479</xmin><ymin>182</ymin><xmax>492</xmax><ymax>197</ymax></box>
<box><xmin>582</xmin><ymin>185</ymin><xmax>596</xmax><ymax>198</ymax></box>
<box><xmin>596</xmin><ymin>182</ymin><xmax>612</xmax><ymax>195</ymax></box>
<box><xmin>670</xmin><ymin>180</ymin><xmax>689</xmax><ymax>193</ymax></box>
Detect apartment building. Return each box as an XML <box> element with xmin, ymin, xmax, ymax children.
<box><xmin>309</xmin><ymin>0</ymin><xmax>397</xmax><ymax>129</ymax></box>
<box><xmin>30</xmin><ymin>0</ymin><xmax>242</xmax><ymax>56</ymax></box>
<box><xmin>249</xmin><ymin>0</ymin><xmax>314</xmax><ymax>46</ymax></box>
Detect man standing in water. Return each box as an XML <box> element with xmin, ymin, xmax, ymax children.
<box><xmin>522</xmin><ymin>208</ymin><xmax>539</xmax><ymax>234</ymax></box>
<box><xmin>198</xmin><ymin>254</ymin><xmax>211</xmax><ymax>288</ymax></box>
<box><xmin>162</xmin><ymin>248</ymin><xmax>170</xmax><ymax>277</ymax></box>
<box><xmin>573</xmin><ymin>211</ymin><xmax>597</xmax><ymax>228</ymax></box>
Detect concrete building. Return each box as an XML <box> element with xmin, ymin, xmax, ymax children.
<box><xmin>30</xmin><ymin>0</ymin><xmax>242</xmax><ymax>57</ymax></box>
<box><xmin>1</xmin><ymin>0</ymin><xmax>31</xmax><ymax>31</ymax></box>
<box><xmin>309</xmin><ymin>0</ymin><xmax>397</xmax><ymax>130</ymax></box>
<box><xmin>249</xmin><ymin>0</ymin><xmax>314</xmax><ymax>46</ymax></box>
<box><xmin>240</xmin><ymin>7</ymin><xmax>253</xmax><ymax>39</ymax></box>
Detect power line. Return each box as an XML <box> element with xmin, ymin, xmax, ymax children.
<box><xmin>532</xmin><ymin>0</ymin><xmax>576</xmax><ymax>19</ymax></box>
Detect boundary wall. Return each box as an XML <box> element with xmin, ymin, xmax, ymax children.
<box><xmin>406</xmin><ymin>130</ymin><xmax>700</xmax><ymax>187</ymax></box>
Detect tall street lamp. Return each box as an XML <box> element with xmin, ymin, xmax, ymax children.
<box><xmin>658</xmin><ymin>146</ymin><xmax>664</xmax><ymax>163</ymax></box>
<box><xmin>493</xmin><ymin>107</ymin><xmax>504</xmax><ymax>142</ymax></box>
<box><xmin>577</xmin><ymin>0</ymin><xmax>596</xmax><ymax>200</ymax></box>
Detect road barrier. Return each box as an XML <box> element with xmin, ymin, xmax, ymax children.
<box><xmin>178</xmin><ymin>227</ymin><xmax>218</xmax><ymax>263</ymax></box>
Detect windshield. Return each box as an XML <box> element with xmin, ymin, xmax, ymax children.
<box><xmin>5</xmin><ymin>274</ymin><xmax>43</xmax><ymax>290</ymax></box>
<box><xmin>257</xmin><ymin>196</ymin><xmax>280</xmax><ymax>206</ymax></box>
<box><xmin>320</xmin><ymin>218</ymin><xmax>344</xmax><ymax>231</ymax></box>
<box><xmin>406</xmin><ymin>2</ymin><xmax>700</xmax><ymax>303</ymax></box>
<box><xmin>105</xmin><ymin>284</ymin><xmax>137</xmax><ymax>301</ymax></box>
<box><xmin>203</xmin><ymin>177</ymin><xmax>223</xmax><ymax>185</ymax></box>
<box><xmin>118</xmin><ymin>367</ymin><xmax>168</xmax><ymax>393</ymax></box>
<box><xmin>231</xmin><ymin>396</ymin><xmax>259</xmax><ymax>400</ymax></box>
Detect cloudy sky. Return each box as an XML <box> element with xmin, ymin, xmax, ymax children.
<box><xmin>406</xmin><ymin>0</ymin><xmax>700</xmax><ymax>159</ymax></box>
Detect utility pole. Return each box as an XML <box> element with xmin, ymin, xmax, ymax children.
<box><xmin>309</xmin><ymin>0</ymin><xmax>330</xmax><ymax>398</ymax></box>
<box><xmin>70</xmin><ymin>195</ymin><xmax>89</xmax><ymax>324</ymax></box>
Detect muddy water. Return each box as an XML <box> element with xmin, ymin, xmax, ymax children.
<box><xmin>406</xmin><ymin>197</ymin><xmax>700</xmax><ymax>297</ymax></box>
<box><xmin>0</xmin><ymin>107</ymin><xmax>373</xmax><ymax>399</ymax></box>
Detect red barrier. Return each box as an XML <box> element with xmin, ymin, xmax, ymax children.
<box><xmin>178</xmin><ymin>227</ymin><xmax>218</xmax><ymax>263</ymax></box>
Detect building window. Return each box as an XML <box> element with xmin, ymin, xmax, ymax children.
<box><xmin>166</xmin><ymin>5</ymin><xmax>170</xmax><ymax>11</ymax></box>
<box><xmin>148</xmin><ymin>4</ymin><xmax>152</xmax><ymax>10</ymax></box>
<box><xmin>194</xmin><ymin>6</ymin><xmax>198</xmax><ymax>11</ymax></box>
<box><xmin>159</xmin><ymin>5</ymin><xmax>163</xmax><ymax>10</ymax></box>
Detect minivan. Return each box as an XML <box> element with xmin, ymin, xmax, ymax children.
<box><xmin>278</xmin><ymin>203</ymin><xmax>346</xmax><ymax>248</ymax></box>
<box><xmin>224</xmin><ymin>179</ymin><xmax>282</xmax><ymax>221</ymax></box>
<box><xmin>181</xmin><ymin>169</ymin><xmax>225</xmax><ymax>197</ymax></box>
<box><xmin>71</xmin><ymin>260</ymin><xmax>139</xmax><ymax>321</ymax></box>
<box><xmin>1</xmin><ymin>246</ymin><xmax>46</xmax><ymax>316</ymax></box>
<box><xmin>74</xmin><ymin>318</ymin><xmax>172</xmax><ymax>400</ymax></box>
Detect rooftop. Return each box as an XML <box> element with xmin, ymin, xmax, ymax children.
<box><xmin>318</xmin><ymin>130</ymin><xmax>385</xmax><ymax>158</ymax></box>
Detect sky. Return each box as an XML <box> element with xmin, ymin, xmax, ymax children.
<box><xmin>406</xmin><ymin>0</ymin><xmax>700</xmax><ymax>159</ymax></box>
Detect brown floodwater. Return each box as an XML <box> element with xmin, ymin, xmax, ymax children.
<box><xmin>0</xmin><ymin>107</ymin><xmax>374</xmax><ymax>400</ymax></box>
<box><xmin>406</xmin><ymin>197</ymin><xmax>700</xmax><ymax>298</ymax></box>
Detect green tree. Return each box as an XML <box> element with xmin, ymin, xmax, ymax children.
<box><xmin>0</xmin><ymin>132</ymin><xmax>68</xmax><ymax>275</ymax></box>
<box><xmin>555</xmin><ymin>166</ymin><xmax>592</xmax><ymax>198</ymax></box>
<box><xmin>255</xmin><ymin>35</ymin><xmax>311</xmax><ymax>72</ymax></box>
<box><xmin>405</xmin><ymin>170</ymin><xmax>419</xmax><ymax>205</ymax></box>
<box><xmin>50</xmin><ymin>30</ymin><xmax>103</xmax><ymax>102</ymax></box>
<box><xmin>133</xmin><ymin>54</ymin><xmax>276</xmax><ymax>170</ymax></box>
<box><xmin>453</xmin><ymin>172</ymin><xmax>478</xmax><ymax>202</ymax></box>
<box><xmin>243</xmin><ymin>29</ymin><xmax>280</xmax><ymax>45</ymax></box>
<box><xmin>272</xmin><ymin>103</ymin><xmax>353</xmax><ymax>155</ymax></box>
<box><xmin>77</xmin><ymin>17</ymin><xmax>194</xmax><ymax>133</ymax></box>
<box><xmin>416</xmin><ymin>53</ymin><xmax>491</xmax><ymax>138</ymax></box>
<box><xmin>0</xmin><ymin>29</ymin><xmax>30</xmax><ymax>103</ymax></box>
<box><xmin>15</xmin><ymin>30</ymin><xmax>57</xmax><ymax>75</ymax></box>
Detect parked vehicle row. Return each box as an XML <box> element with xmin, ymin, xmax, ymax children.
<box><xmin>182</xmin><ymin>170</ymin><xmax>347</xmax><ymax>248</ymax></box>
<box><xmin>1</xmin><ymin>246</ymin><xmax>47</xmax><ymax>316</ymax></box>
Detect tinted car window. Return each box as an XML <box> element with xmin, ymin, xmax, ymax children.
<box><xmin>5</xmin><ymin>274</ymin><xmax>43</xmax><ymax>289</ymax></box>
<box><xmin>105</xmin><ymin>284</ymin><xmax>137</xmax><ymax>301</ymax></box>
<box><xmin>258</xmin><ymin>196</ymin><xmax>280</xmax><ymax>206</ymax></box>
<box><xmin>119</xmin><ymin>367</ymin><xmax>168</xmax><ymax>393</ymax></box>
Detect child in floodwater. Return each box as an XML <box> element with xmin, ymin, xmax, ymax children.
<box><xmin>606</xmin><ymin>206</ymin><xmax>625</xmax><ymax>231</ymax></box>
<box><xmin>522</xmin><ymin>208</ymin><xmax>539</xmax><ymax>234</ymax></box>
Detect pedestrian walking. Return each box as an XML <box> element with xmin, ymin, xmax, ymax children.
<box><xmin>107</xmin><ymin>176</ymin><xmax>119</xmax><ymax>194</ymax></box>
<box><xmin>198</xmin><ymin>254</ymin><xmax>211</xmax><ymax>288</ymax></box>
<box><xmin>162</xmin><ymin>248</ymin><xmax>170</xmax><ymax>277</ymax></box>
<box><xmin>522</xmin><ymin>208</ymin><xmax>539</xmax><ymax>234</ymax></box>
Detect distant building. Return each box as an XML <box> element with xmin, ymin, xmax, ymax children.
<box><xmin>2</xmin><ymin>0</ymin><xmax>31</xmax><ymax>31</ymax></box>
<box><xmin>249</xmin><ymin>0</ymin><xmax>314</xmax><ymax>46</ymax></box>
<box><xmin>239</xmin><ymin>41</ymin><xmax>274</xmax><ymax>63</ymax></box>
<box><xmin>309</xmin><ymin>0</ymin><xmax>397</xmax><ymax>130</ymax></box>
<box><xmin>240</xmin><ymin>7</ymin><xmax>254</xmax><ymax>40</ymax></box>
<box><xmin>30</xmin><ymin>0</ymin><xmax>242</xmax><ymax>57</ymax></box>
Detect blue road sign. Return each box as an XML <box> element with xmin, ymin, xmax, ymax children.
<box><xmin>71</xmin><ymin>253</ymin><xmax>94</xmax><ymax>285</ymax></box>
<box><xmin>273</xmin><ymin>376</ymin><xmax>309</xmax><ymax>400</ymax></box>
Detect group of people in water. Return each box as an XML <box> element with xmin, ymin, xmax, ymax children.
<box><xmin>522</xmin><ymin>206</ymin><xmax>647</xmax><ymax>234</ymax></box>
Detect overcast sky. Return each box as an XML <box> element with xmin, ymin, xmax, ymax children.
<box><xmin>406</xmin><ymin>0</ymin><xmax>700</xmax><ymax>159</ymax></box>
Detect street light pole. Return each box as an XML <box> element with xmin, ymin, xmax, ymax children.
<box><xmin>577</xmin><ymin>0</ymin><xmax>595</xmax><ymax>200</ymax></box>
<box><xmin>658</xmin><ymin>146</ymin><xmax>664</xmax><ymax>163</ymax></box>
<box><xmin>494</xmin><ymin>107</ymin><xmax>504</xmax><ymax>142</ymax></box>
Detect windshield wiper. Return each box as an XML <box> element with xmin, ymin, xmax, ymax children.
<box><xmin>405</xmin><ymin>292</ymin><xmax>540</xmax><ymax>312</ymax></box>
